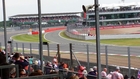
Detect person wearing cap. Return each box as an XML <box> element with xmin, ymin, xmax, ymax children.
<box><xmin>92</xmin><ymin>66</ymin><xmax>97</xmax><ymax>76</ymax></box>
<box><xmin>111</xmin><ymin>66</ymin><xmax>121</xmax><ymax>79</ymax></box>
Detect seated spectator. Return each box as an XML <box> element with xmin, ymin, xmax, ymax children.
<box><xmin>87</xmin><ymin>68</ymin><xmax>96</xmax><ymax>79</ymax></box>
<box><xmin>66</xmin><ymin>67</ymin><xmax>75</xmax><ymax>79</ymax></box>
<box><xmin>35</xmin><ymin>69</ymin><xmax>43</xmax><ymax>75</ymax></box>
<box><xmin>19</xmin><ymin>69</ymin><xmax>27</xmax><ymax>77</ymax></box>
<box><xmin>44</xmin><ymin>61</ymin><xmax>55</xmax><ymax>74</ymax></box>
<box><xmin>28</xmin><ymin>56</ymin><xmax>33</xmax><ymax>65</ymax></box>
<box><xmin>29</xmin><ymin>70</ymin><xmax>43</xmax><ymax>76</ymax></box>
<box><xmin>101</xmin><ymin>68</ymin><xmax>107</xmax><ymax>78</ymax></box>
<box><xmin>13</xmin><ymin>53</ymin><xmax>29</xmax><ymax>72</ymax></box>
<box><xmin>131</xmin><ymin>76</ymin><xmax>135</xmax><ymax>79</ymax></box>
<box><xmin>77</xmin><ymin>66</ymin><xmax>87</xmax><ymax>79</ymax></box>
<box><xmin>9</xmin><ymin>64</ymin><xmax>16</xmax><ymax>78</ymax></box>
<box><xmin>70</xmin><ymin>75</ymin><xmax>79</xmax><ymax>79</ymax></box>
<box><xmin>124</xmin><ymin>75</ymin><xmax>129</xmax><ymax>79</ymax></box>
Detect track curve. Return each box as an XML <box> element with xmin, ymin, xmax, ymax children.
<box><xmin>0</xmin><ymin>28</ymin><xmax>140</xmax><ymax>57</ymax></box>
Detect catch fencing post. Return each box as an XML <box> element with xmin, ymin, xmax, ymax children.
<box><xmin>87</xmin><ymin>44</ymin><xmax>90</xmax><ymax>72</ymax></box>
<box><xmin>0</xmin><ymin>42</ymin><xmax>1</xmax><ymax>49</ymax></box>
<box><xmin>30</xmin><ymin>43</ymin><xmax>32</xmax><ymax>55</ymax></box>
<box><xmin>69</xmin><ymin>43</ymin><xmax>73</xmax><ymax>68</ymax></box>
<box><xmin>8</xmin><ymin>40</ymin><xmax>13</xmax><ymax>54</ymax></box>
<box><xmin>105</xmin><ymin>45</ymin><xmax>108</xmax><ymax>72</ymax></box>
<box><xmin>16</xmin><ymin>42</ymin><xmax>18</xmax><ymax>51</ymax></box>
<box><xmin>57</xmin><ymin>44</ymin><xmax>61</xmax><ymax>63</ymax></box>
<box><xmin>128</xmin><ymin>47</ymin><xmax>131</xmax><ymax>78</ymax></box>
<box><xmin>43</xmin><ymin>42</ymin><xmax>50</xmax><ymax>60</ymax></box>
<box><xmin>22</xmin><ymin>43</ymin><xmax>24</xmax><ymax>55</ymax></box>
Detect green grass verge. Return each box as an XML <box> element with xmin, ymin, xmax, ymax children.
<box><xmin>12</xmin><ymin>34</ymin><xmax>49</xmax><ymax>42</ymax></box>
<box><xmin>60</xmin><ymin>31</ymin><xmax>140</xmax><ymax>46</ymax></box>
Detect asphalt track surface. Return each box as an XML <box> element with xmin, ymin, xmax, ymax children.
<box><xmin>0</xmin><ymin>28</ymin><xmax>140</xmax><ymax>56</ymax></box>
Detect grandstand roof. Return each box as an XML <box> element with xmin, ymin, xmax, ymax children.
<box><xmin>10</xmin><ymin>12</ymin><xmax>82</xmax><ymax>18</ymax></box>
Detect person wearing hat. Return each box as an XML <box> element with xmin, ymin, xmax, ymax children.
<box><xmin>111</xmin><ymin>66</ymin><xmax>122</xmax><ymax>79</ymax></box>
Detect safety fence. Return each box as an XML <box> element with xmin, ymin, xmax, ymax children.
<box><xmin>0</xmin><ymin>41</ymin><xmax>139</xmax><ymax>77</ymax></box>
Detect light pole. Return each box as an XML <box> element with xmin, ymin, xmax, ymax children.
<box><xmin>94</xmin><ymin>0</ymin><xmax>101</xmax><ymax>79</ymax></box>
<box><xmin>2</xmin><ymin>0</ymin><xmax>8</xmax><ymax>63</ymax></box>
<box><xmin>82</xmin><ymin>1</ymin><xmax>101</xmax><ymax>79</ymax></box>
<box><xmin>37</xmin><ymin>0</ymin><xmax>43</xmax><ymax>71</ymax></box>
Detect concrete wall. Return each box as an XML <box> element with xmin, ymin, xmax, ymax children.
<box><xmin>65</xmin><ymin>31</ymin><xmax>85</xmax><ymax>40</ymax></box>
<box><xmin>65</xmin><ymin>30</ymin><xmax>140</xmax><ymax>40</ymax></box>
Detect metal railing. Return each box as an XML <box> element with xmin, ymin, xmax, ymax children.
<box><xmin>0</xmin><ymin>65</ymin><xmax>19</xmax><ymax>79</ymax></box>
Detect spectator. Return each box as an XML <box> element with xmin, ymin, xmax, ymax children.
<box><xmin>111</xmin><ymin>66</ymin><xmax>122</xmax><ymax>79</ymax></box>
<box><xmin>101</xmin><ymin>68</ymin><xmax>107</xmax><ymax>78</ymax></box>
<box><xmin>19</xmin><ymin>69</ymin><xmax>27</xmax><ymax>77</ymax></box>
<box><xmin>87</xmin><ymin>68</ymin><xmax>96</xmax><ymax>79</ymax></box>
<box><xmin>66</xmin><ymin>67</ymin><xmax>75</xmax><ymax>79</ymax></box>
<box><xmin>106</xmin><ymin>72</ymin><xmax>113</xmax><ymax>79</ymax></box>
<box><xmin>131</xmin><ymin>76</ymin><xmax>136</xmax><ymax>79</ymax></box>
<box><xmin>13</xmin><ymin>53</ymin><xmax>29</xmax><ymax>72</ymax></box>
<box><xmin>124</xmin><ymin>75</ymin><xmax>129</xmax><ymax>79</ymax></box>
<box><xmin>28</xmin><ymin>56</ymin><xmax>33</xmax><ymax>65</ymax></box>
<box><xmin>77</xmin><ymin>66</ymin><xmax>87</xmax><ymax>79</ymax></box>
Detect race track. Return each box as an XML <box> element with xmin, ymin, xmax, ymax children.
<box><xmin>0</xmin><ymin>28</ymin><xmax>140</xmax><ymax>56</ymax></box>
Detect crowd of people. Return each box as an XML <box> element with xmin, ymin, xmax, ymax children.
<box><xmin>0</xmin><ymin>49</ymin><xmax>138</xmax><ymax>79</ymax></box>
<box><xmin>9</xmin><ymin>15</ymin><xmax>80</xmax><ymax>23</ymax></box>
<box><xmin>87</xmin><ymin>6</ymin><xmax>140</xmax><ymax>13</ymax></box>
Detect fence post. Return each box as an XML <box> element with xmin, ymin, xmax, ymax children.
<box><xmin>11</xmin><ymin>40</ymin><xmax>13</xmax><ymax>54</ymax></box>
<box><xmin>30</xmin><ymin>43</ymin><xmax>32</xmax><ymax>55</ymax></box>
<box><xmin>87</xmin><ymin>44</ymin><xmax>90</xmax><ymax>72</ymax></box>
<box><xmin>69</xmin><ymin>43</ymin><xmax>73</xmax><ymax>68</ymax></box>
<box><xmin>22</xmin><ymin>43</ymin><xmax>24</xmax><ymax>55</ymax></box>
<box><xmin>16</xmin><ymin>42</ymin><xmax>18</xmax><ymax>51</ymax></box>
<box><xmin>16</xmin><ymin>65</ymin><xmax>19</xmax><ymax>77</ymax></box>
<box><xmin>105</xmin><ymin>46</ymin><xmax>108</xmax><ymax>71</ymax></box>
<box><xmin>0</xmin><ymin>42</ymin><xmax>1</xmax><ymax>49</ymax></box>
<box><xmin>47</xmin><ymin>43</ymin><xmax>50</xmax><ymax>57</ymax></box>
<box><xmin>57</xmin><ymin>44</ymin><xmax>61</xmax><ymax>63</ymax></box>
<box><xmin>128</xmin><ymin>47</ymin><xmax>131</xmax><ymax>77</ymax></box>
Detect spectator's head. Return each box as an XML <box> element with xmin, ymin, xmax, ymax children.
<box><xmin>70</xmin><ymin>75</ymin><xmax>79</xmax><ymax>79</ymax></box>
<box><xmin>131</xmin><ymin>76</ymin><xmax>135</xmax><ymax>79</ymax></box>
<box><xmin>31</xmin><ymin>56</ymin><xmax>33</xmax><ymax>58</ymax></box>
<box><xmin>93</xmin><ymin>66</ymin><xmax>97</xmax><ymax>70</ymax></box>
<box><xmin>13</xmin><ymin>53</ymin><xmax>20</xmax><ymax>60</ymax></box>
<box><xmin>10</xmin><ymin>64</ymin><xmax>16</xmax><ymax>78</ymax></box>
<box><xmin>29</xmin><ymin>71</ymin><xmax>43</xmax><ymax>76</ymax></box>
<box><xmin>19</xmin><ymin>69</ymin><xmax>27</xmax><ymax>77</ymax></box>
<box><xmin>124</xmin><ymin>75</ymin><xmax>129</xmax><ymax>79</ymax></box>
<box><xmin>89</xmin><ymin>68</ymin><xmax>93</xmax><ymax>72</ymax></box>
<box><xmin>116</xmin><ymin>66</ymin><xmax>120</xmax><ymax>72</ymax></box>
<box><xmin>79</xmin><ymin>66</ymin><xmax>85</xmax><ymax>71</ymax></box>
<box><xmin>35</xmin><ymin>69</ymin><xmax>43</xmax><ymax>75</ymax></box>
<box><xmin>103</xmin><ymin>68</ymin><xmax>107</xmax><ymax>72</ymax></box>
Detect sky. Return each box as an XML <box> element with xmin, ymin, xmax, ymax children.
<box><xmin>0</xmin><ymin>0</ymin><xmax>140</xmax><ymax>21</ymax></box>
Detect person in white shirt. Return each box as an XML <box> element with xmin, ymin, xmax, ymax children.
<box><xmin>107</xmin><ymin>72</ymin><xmax>113</xmax><ymax>79</ymax></box>
<box><xmin>118</xmin><ymin>73</ymin><xmax>124</xmax><ymax>79</ymax></box>
<box><xmin>101</xmin><ymin>68</ymin><xmax>107</xmax><ymax>77</ymax></box>
<box><xmin>111</xmin><ymin>66</ymin><xmax>121</xmax><ymax>79</ymax></box>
